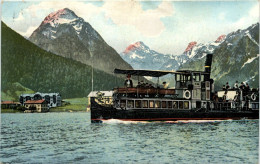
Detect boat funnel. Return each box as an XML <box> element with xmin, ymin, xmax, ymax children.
<box><xmin>205</xmin><ymin>54</ymin><xmax>213</xmax><ymax>73</ymax></box>
<box><xmin>204</xmin><ymin>54</ymin><xmax>213</xmax><ymax>81</ymax></box>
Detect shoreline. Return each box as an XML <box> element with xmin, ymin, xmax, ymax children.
<box><xmin>1</xmin><ymin>97</ymin><xmax>88</xmax><ymax>113</ymax></box>
<box><xmin>1</xmin><ymin>109</ymin><xmax>88</xmax><ymax>113</ymax></box>
<box><xmin>1</xmin><ymin>105</ymin><xmax>88</xmax><ymax>113</ymax></box>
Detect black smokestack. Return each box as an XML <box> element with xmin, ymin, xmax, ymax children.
<box><xmin>204</xmin><ymin>54</ymin><xmax>213</xmax><ymax>80</ymax></box>
<box><xmin>205</xmin><ymin>54</ymin><xmax>213</xmax><ymax>73</ymax></box>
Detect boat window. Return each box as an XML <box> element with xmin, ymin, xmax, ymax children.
<box><xmin>149</xmin><ymin>101</ymin><xmax>154</xmax><ymax>108</ymax></box>
<box><xmin>179</xmin><ymin>101</ymin><xmax>183</xmax><ymax>109</ymax></box>
<box><xmin>162</xmin><ymin>101</ymin><xmax>167</xmax><ymax>108</ymax></box>
<box><xmin>206</xmin><ymin>81</ymin><xmax>210</xmax><ymax>88</ymax></box>
<box><xmin>193</xmin><ymin>73</ymin><xmax>200</xmax><ymax>82</ymax></box>
<box><xmin>173</xmin><ymin>101</ymin><xmax>178</xmax><ymax>109</ymax></box>
<box><xmin>201</xmin><ymin>75</ymin><xmax>204</xmax><ymax>81</ymax></box>
<box><xmin>193</xmin><ymin>89</ymin><xmax>201</xmax><ymax>99</ymax></box>
<box><xmin>168</xmin><ymin>101</ymin><xmax>172</xmax><ymax>108</ymax></box>
<box><xmin>180</xmin><ymin>75</ymin><xmax>184</xmax><ymax>82</ymax></box>
<box><xmin>206</xmin><ymin>90</ymin><xmax>210</xmax><ymax>100</ymax></box>
<box><xmin>176</xmin><ymin>74</ymin><xmax>180</xmax><ymax>81</ymax></box>
<box><xmin>120</xmin><ymin>100</ymin><xmax>126</xmax><ymax>108</ymax></box>
<box><xmin>155</xmin><ymin>101</ymin><xmax>161</xmax><ymax>108</ymax></box>
<box><xmin>127</xmin><ymin>100</ymin><xmax>134</xmax><ymax>108</ymax></box>
<box><xmin>143</xmin><ymin>100</ymin><xmax>148</xmax><ymax>108</ymax></box>
<box><xmin>184</xmin><ymin>101</ymin><xmax>189</xmax><ymax>109</ymax></box>
<box><xmin>135</xmin><ymin>100</ymin><xmax>141</xmax><ymax>108</ymax></box>
<box><xmin>186</xmin><ymin>75</ymin><xmax>191</xmax><ymax>81</ymax></box>
<box><xmin>252</xmin><ymin>103</ymin><xmax>259</xmax><ymax>109</ymax></box>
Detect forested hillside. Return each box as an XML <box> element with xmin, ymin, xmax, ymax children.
<box><xmin>1</xmin><ymin>22</ymin><xmax>124</xmax><ymax>100</ymax></box>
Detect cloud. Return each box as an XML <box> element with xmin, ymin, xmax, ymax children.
<box><xmin>6</xmin><ymin>1</ymin><xmax>102</xmax><ymax>37</ymax></box>
<box><xmin>231</xmin><ymin>3</ymin><xmax>259</xmax><ymax>30</ymax></box>
<box><xmin>218</xmin><ymin>12</ymin><xmax>226</xmax><ymax>21</ymax></box>
<box><xmin>249</xmin><ymin>3</ymin><xmax>258</xmax><ymax>18</ymax></box>
<box><xmin>24</xmin><ymin>1</ymin><xmax>102</xmax><ymax>20</ymax></box>
<box><xmin>19</xmin><ymin>25</ymin><xmax>39</xmax><ymax>38</ymax></box>
<box><xmin>9</xmin><ymin>1</ymin><xmax>173</xmax><ymax>38</ymax></box>
<box><xmin>14</xmin><ymin>12</ymin><xmax>25</xmax><ymax>22</ymax></box>
<box><xmin>102</xmin><ymin>1</ymin><xmax>174</xmax><ymax>36</ymax></box>
<box><xmin>3</xmin><ymin>1</ymin><xmax>258</xmax><ymax>55</ymax></box>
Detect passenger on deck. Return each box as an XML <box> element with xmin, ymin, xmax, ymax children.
<box><xmin>245</xmin><ymin>83</ymin><xmax>250</xmax><ymax>94</ymax></box>
<box><xmin>226</xmin><ymin>82</ymin><xmax>230</xmax><ymax>90</ymax></box>
<box><xmin>239</xmin><ymin>82</ymin><xmax>245</xmax><ymax>90</ymax></box>
<box><xmin>163</xmin><ymin>82</ymin><xmax>169</xmax><ymax>89</ymax></box>
<box><xmin>124</xmin><ymin>74</ymin><xmax>133</xmax><ymax>88</ymax></box>
<box><xmin>222</xmin><ymin>85</ymin><xmax>226</xmax><ymax>91</ymax></box>
<box><xmin>136</xmin><ymin>82</ymin><xmax>141</xmax><ymax>88</ymax></box>
<box><xmin>149</xmin><ymin>84</ymin><xmax>154</xmax><ymax>88</ymax></box>
<box><xmin>234</xmin><ymin>81</ymin><xmax>239</xmax><ymax>89</ymax></box>
<box><xmin>145</xmin><ymin>83</ymin><xmax>149</xmax><ymax>88</ymax></box>
<box><xmin>140</xmin><ymin>81</ymin><xmax>145</xmax><ymax>88</ymax></box>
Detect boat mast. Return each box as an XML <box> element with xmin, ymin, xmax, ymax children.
<box><xmin>90</xmin><ymin>51</ymin><xmax>94</xmax><ymax>92</ymax></box>
<box><xmin>157</xmin><ymin>77</ymin><xmax>159</xmax><ymax>88</ymax></box>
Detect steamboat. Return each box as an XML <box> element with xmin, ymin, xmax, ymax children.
<box><xmin>90</xmin><ymin>54</ymin><xmax>259</xmax><ymax>123</ymax></box>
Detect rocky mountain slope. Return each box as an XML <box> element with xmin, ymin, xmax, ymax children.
<box><xmin>120</xmin><ymin>41</ymin><xmax>189</xmax><ymax>71</ymax></box>
<box><xmin>120</xmin><ymin>23</ymin><xmax>258</xmax><ymax>89</ymax></box>
<box><xmin>183</xmin><ymin>35</ymin><xmax>226</xmax><ymax>60</ymax></box>
<box><xmin>29</xmin><ymin>8</ymin><xmax>133</xmax><ymax>74</ymax></box>
<box><xmin>180</xmin><ymin>23</ymin><xmax>259</xmax><ymax>89</ymax></box>
<box><xmin>120</xmin><ymin>34</ymin><xmax>226</xmax><ymax>72</ymax></box>
<box><xmin>2</xmin><ymin>21</ymin><xmax>124</xmax><ymax>100</ymax></box>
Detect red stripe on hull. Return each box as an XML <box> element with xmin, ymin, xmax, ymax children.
<box><xmin>91</xmin><ymin>117</ymin><xmax>253</xmax><ymax>121</ymax></box>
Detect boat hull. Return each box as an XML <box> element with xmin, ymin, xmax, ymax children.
<box><xmin>91</xmin><ymin>102</ymin><xmax>259</xmax><ymax>123</ymax></box>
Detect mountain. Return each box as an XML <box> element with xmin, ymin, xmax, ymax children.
<box><xmin>29</xmin><ymin>8</ymin><xmax>132</xmax><ymax>74</ymax></box>
<box><xmin>120</xmin><ymin>41</ymin><xmax>190</xmax><ymax>86</ymax></box>
<box><xmin>120</xmin><ymin>24</ymin><xmax>258</xmax><ymax>89</ymax></box>
<box><xmin>180</xmin><ymin>23</ymin><xmax>259</xmax><ymax>89</ymax></box>
<box><xmin>120</xmin><ymin>41</ymin><xmax>188</xmax><ymax>71</ymax></box>
<box><xmin>120</xmin><ymin>35</ymin><xmax>226</xmax><ymax>72</ymax></box>
<box><xmin>182</xmin><ymin>35</ymin><xmax>226</xmax><ymax>60</ymax></box>
<box><xmin>1</xmin><ymin>21</ymin><xmax>124</xmax><ymax>100</ymax></box>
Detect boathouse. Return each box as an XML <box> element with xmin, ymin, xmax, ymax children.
<box><xmin>24</xmin><ymin>100</ymin><xmax>49</xmax><ymax>112</ymax></box>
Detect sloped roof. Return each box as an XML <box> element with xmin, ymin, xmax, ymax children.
<box><xmin>24</xmin><ymin>100</ymin><xmax>46</xmax><ymax>104</ymax></box>
<box><xmin>88</xmin><ymin>91</ymin><xmax>113</xmax><ymax>97</ymax></box>
<box><xmin>1</xmin><ymin>101</ymin><xmax>21</xmax><ymax>105</ymax></box>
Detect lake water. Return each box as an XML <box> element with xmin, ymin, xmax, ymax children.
<box><xmin>0</xmin><ymin>112</ymin><xmax>258</xmax><ymax>163</ymax></box>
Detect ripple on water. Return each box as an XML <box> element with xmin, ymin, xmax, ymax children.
<box><xmin>0</xmin><ymin>113</ymin><xmax>258</xmax><ymax>163</ymax></box>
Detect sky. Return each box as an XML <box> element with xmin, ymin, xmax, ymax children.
<box><xmin>1</xmin><ymin>0</ymin><xmax>259</xmax><ymax>55</ymax></box>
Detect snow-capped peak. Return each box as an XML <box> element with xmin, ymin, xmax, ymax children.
<box><xmin>184</xmin><ymin>42</ymin><xmax>197</xmax><ymax>52</ymax></box>
<box><xmin>215</xmin><ymin>35</ymin><xmax>226</xmax><ymax>43</ymax></box>
<box><xmin>123</xmin><ymin>41</ymin><xmax>146</xmax><ymax>54</ymax></box>
<box><xmin>42</xmin><ymin>8</ymin><xmax>78</xmax><ymax>25</ymax></box>
<box><xmin>31</xmin><ymin>8</ymin><xmax>103</xmax><ymax>42</ymax></box>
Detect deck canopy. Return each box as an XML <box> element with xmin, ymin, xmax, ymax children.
<box><xmin>114</xmin><ymin>68</ymin><xmax>190</xmax><ymax>77</ymax></box>
<box><xmin>114</xmin><ymin>69</ymin><xmax>210</xmax><ymax>77</ymax></box>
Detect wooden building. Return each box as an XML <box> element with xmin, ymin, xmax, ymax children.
<box><xmin>24</xmin><ymin>100</ymin><xmax>49</xmax><ymax>112</ymax></box>
<box><xmin>1</xmin><ymin>101</ymin><xmax>21</xmax><ymax>109</ymax></box>
<box><xmin>20</xmin><ymin>92</ymin><xmax>62</xmax><ymax>108</ymax></box>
